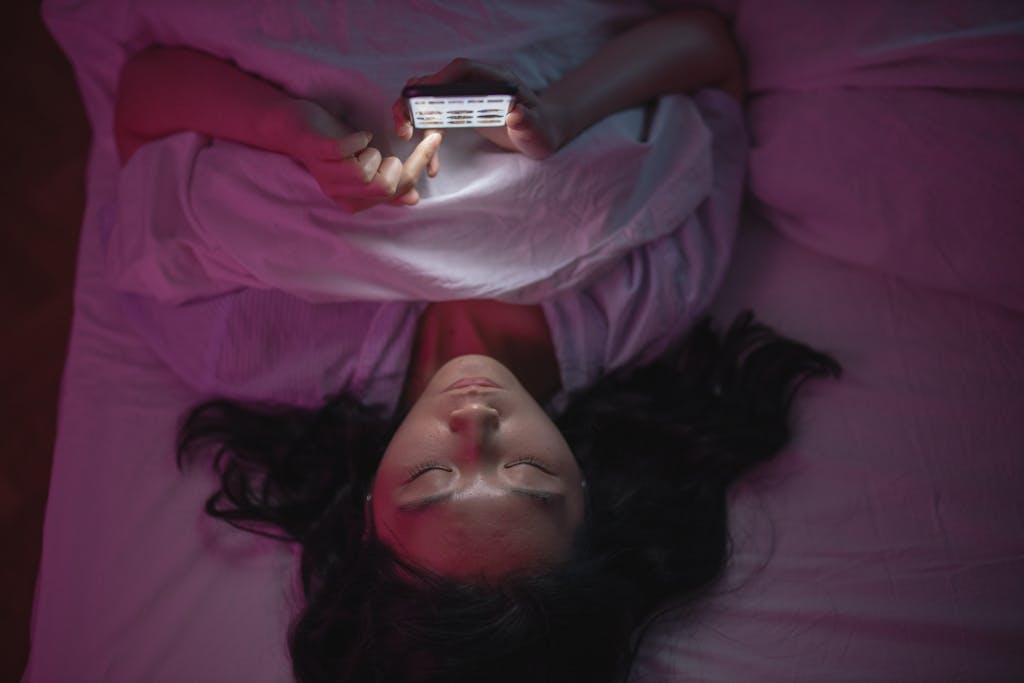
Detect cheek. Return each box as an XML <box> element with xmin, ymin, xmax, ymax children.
<box><xmin>383</xmin><ymin>420</ymin><xmax>435</xmax><ymax>465</ymax></box>
<box><xmin>374</xmin><ymin>420</ymin><xmax>449</xmax><ymax>493</ymax></box>
<box><xmin>524</xmin><ymin>421</ymin><xmax>576</xmax><ymax>470</ymax></box>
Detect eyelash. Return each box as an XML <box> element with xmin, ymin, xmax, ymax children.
<box><xmin>403</xmin><ymin>457</ymin><xmax>553</xmax><ymax>482</ymax></box>
<box><xmin>404</xmin><ymin>461</ymin><xmax>450</xmax><ymax>482</ymax></box>
<box><xmin>504</xmin><ymin>456</ymin><xmax>554</xmax><ymax>474</ymax></box>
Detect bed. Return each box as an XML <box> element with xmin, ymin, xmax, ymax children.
<box><xmin>27</xmin><ymin>0</ymin><xmax>1024</xmax><ymax>681</ymax></box>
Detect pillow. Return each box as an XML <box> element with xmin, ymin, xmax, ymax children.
<box><xmin>729</xmin><ymin>0</ymin><xmax>1024</xmax><ymax>312</ymax></box>
<box><xmin>749</xmin><ymin>87</ymin><xmax>1024</xmax><ymax>313</ymax></box>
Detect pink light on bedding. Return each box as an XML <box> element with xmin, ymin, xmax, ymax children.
<box><xmin>727</xmin><ymin>0</ymin><xmax>1024</xmax><ymax>313</ymax></box>
<box><xmin>28</xmin><ymin>0</ymin><xmax>1024</xmax><ymax>681</ymax></box>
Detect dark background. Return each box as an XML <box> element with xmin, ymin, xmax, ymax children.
<box><xmin>0</xmin><ymin>1</ymin><xmax>89</xmax><ymax>679</ymax></box>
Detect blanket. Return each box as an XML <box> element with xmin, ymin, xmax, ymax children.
<box><xmin>103</xmin><ymin>0</ymin><xmax>725</xmax><ymax>304</ymax></box>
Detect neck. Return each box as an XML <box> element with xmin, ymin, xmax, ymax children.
<box><xmin>401</xmin><ymin>300</ymin><xmax>561</xmax><ymax>409</ymax></box>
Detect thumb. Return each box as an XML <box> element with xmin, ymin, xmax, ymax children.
<box><xmin>505</xmin><ymin>104</ymin><xmax>538</xmax><ymax>132</ymax></box>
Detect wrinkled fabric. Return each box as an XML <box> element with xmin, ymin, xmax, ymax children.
<box><xmin>115</xmin><ymin>89</ymin><xmax>746</xmax><ymax>414</ymax></box>
<box><xmin>106</xmin><ymin>0</ymin><xmax>721</xmax><ymax>305</ymax></box>
<box><xmin>29</xmin><ymin>1</ymin><xmax>1024</xmax><ymax>682</ymax></box>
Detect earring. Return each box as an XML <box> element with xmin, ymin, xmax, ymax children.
<box><xmin>365</xmin><ymin>493</ymin><xmax>373</xmax><ymax>502</ymax></box>
<box><xmin>581</xmin><ymin>480</ymin><xmax>587</xmax><ymax>489</ymax></box>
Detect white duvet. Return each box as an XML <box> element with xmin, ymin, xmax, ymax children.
<box><xmin>105</xmin><ymin>0</ymin><xmax>717</xmax><ymax>304</ymax></box>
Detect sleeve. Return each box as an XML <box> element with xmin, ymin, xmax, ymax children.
<box><xmin>542</xmin><ymin>89</ymin><xmax>747</xmax><ymax>405</ymax></box>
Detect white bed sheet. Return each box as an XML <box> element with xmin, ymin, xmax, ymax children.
<box><xmin>669</xmin><ymin>215</ymin><xmax>1024</xmax><ymax>681</ymax></box>
<box><xmin>27</xmin><ymin>204</ymin><xmax>1024</xmax><ymax>682</ymax></box>
<box><xmin>28</xmin><ymin>0</ymin><xmax>1024</xmax><ymax>681</ymax></box>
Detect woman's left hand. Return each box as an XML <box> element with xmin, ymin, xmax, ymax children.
<box><xmin>392</xmin><ymin>58</ymin><xmax>568</xmax><ymax>174</ymax></box>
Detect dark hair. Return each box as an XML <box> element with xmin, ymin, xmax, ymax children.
<box><xmin>177</xmin><ymin>311</ymin><xmax>840</xmax><ymax>682</ymax></box>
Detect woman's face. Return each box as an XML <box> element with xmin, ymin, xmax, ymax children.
<box><xmin>371</xmin><ymin>355</ymin><xmax>586</xmax><ymax>580</ymax></box>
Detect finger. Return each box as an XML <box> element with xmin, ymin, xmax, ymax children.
<box><xmin>368</xmin><ymin>156</ymin><xmax>404</xmax><ymax>197</ymax></box>
<box><xmin>428</xmin><ymin>147</ymin><xmax>440</xmax><ymax>177</ymax></box>
<box><xmin>395</xmin><ymin>75</ymin><xmax>438</xmax><ymax>139</ymax></box>
<box><xmin>336</xmin><ymin>131</ymin><xmax>373</xmax><ymax>159</ymax></box>
<box><xmin>505</xmin><ymin>104</ymin><xmax>528</xmax><ymax>130</ymax></box>
<box><xmin>308</xmin><ymin>159</ymin><xmax>371</xmax><ymax>194</ymax></box>
<box><xmin>392</xmin><ymin>98</ymin><xmax>414</xmax><ymax>140</ymax></box>
<box><xmin>398</xmin><ymin>132</ymin><xmax>442</xmax><ymax>194</ymax></box>
<box><xmin>409</xmin><ymin>132</ymin><xmax>442</xmax><ymax>177</ymax></box>
<box><xmin>355</xmin><ymin>146</ymin><xmax>383</xmax><ymax>184</ymax></box>
<box><xmin>424</xmin><ymin>127</ymin><xmax>442</xmax><ymax>177</ymax></box>
<box><xmin>393</xmin><ymin>188</ymin><xmax>421</xmax><ymax>206</ymax></box>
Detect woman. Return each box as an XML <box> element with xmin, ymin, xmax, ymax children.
<box><xmin>116</xmin><ymin>7</ymin><xmax>840</xmax><ymax>682</ymax></box>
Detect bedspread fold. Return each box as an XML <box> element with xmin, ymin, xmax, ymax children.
<box><xmin>70</xmin><ymin>0</ymin><xmax>725</xmax><ymax>304</ymax></box>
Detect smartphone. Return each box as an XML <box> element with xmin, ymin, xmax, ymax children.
<box><xmin>402</xmin><ymin>82</ymin><xmax>518</xmax><ymax>129</ymax></box>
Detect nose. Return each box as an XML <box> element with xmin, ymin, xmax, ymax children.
<box><xmin>448</xmin><ymin>403</ymin><xmax>500</xmax><ymax>453</ymax></box>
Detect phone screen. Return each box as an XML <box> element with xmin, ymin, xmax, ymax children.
<box><xmin>402</xmin><ymin>82</ymin><xmax>517</xmax><ymax>129</ymax></box>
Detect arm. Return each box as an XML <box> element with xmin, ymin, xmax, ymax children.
<box><xmin>115</xmin><ymin>46</ymin><xmax>440</xmax><ymax>211</ymax></box>
<box><xmin>114</xmin><ymin>46</ymin><xmax>298</xmax><ymax>164</ymax></box>
<box><xmin>541</xmin><ymin>6</ymin><xmax>744</xmax><ymax>148</ymax></box>
<box><xmin>395</xmin><ymin>7</ymin><xmax>743</xmax><ymax>158</ymax></box>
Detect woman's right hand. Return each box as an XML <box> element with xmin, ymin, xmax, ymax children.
<box><xmin>272</xmin><ymin>98</ymin><xmax>441</xmax><ymax>213</ymax></box>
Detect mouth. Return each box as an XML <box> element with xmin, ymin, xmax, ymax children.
<box><xmin>444</xmin><ymin>376</ymin><xmax>503</xmax><ymax>392</ymax></box>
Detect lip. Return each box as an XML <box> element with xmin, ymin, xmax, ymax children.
<box><xmin>444</xmin><ymin>376</ymin><xmax>503</xmax><ymax>392</ymax></box>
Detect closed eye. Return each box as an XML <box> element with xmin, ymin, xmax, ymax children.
<box><xmin>504</xmin><ymin>456</ymin><xmax>554</xmax><ymax>474</ymax></box>
<box><xmin>404</xmin><ymin>462</ymin><xmax>452</xmax><ymax>483</ymax></box>
<box><xmin>404</xmin><ymin>457</ymin><xmax>554</xmax><ymax>483</ymax></box>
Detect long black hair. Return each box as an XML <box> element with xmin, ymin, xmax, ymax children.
<box><xmin>177</xmin><ymin>311</ymin><xmax>840</xmax><ymax>682</ymax></box>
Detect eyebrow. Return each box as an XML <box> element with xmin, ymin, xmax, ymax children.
<box><xmin>397</xmin><ymin>488</ymin><xmax>564</xmax><ymax>514</ymax></box>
